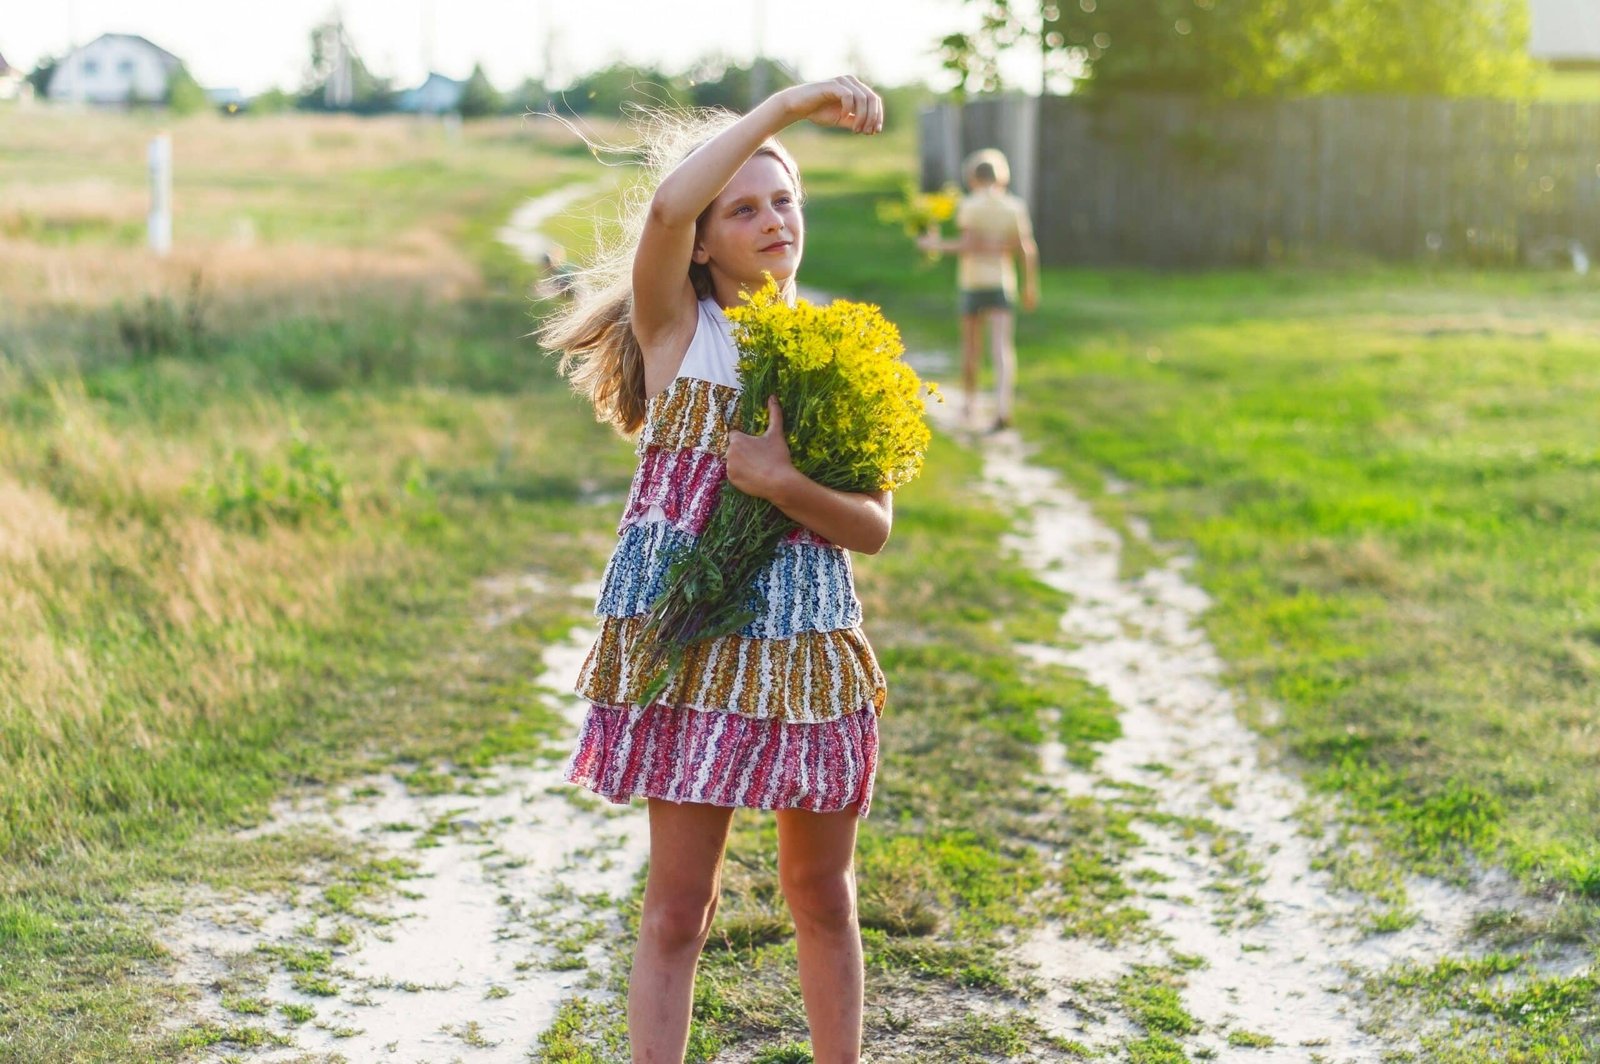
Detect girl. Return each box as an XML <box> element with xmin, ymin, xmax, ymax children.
<box><xmin>920</xmin><ymin>148</ymin><xmax>1040</xmax><ymax>431</ymax></box>
<box><xmin>537</xmin><ymin>77</ymin><xmax>889</xmax><ymax>1063</ymax></box>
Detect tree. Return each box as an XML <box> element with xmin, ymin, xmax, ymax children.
<box><xmin>1292</xmin><ymin>0</ymin><xmax>1537</xmax><ymax>98</ymax></box>
<box><xmin>27</xmin><ymin>55</ymin><xmax>59</xmax><ymax>97</ymax></box>
<box><xmin>940</xmin><ymin>0</ymin><xmax>1536</xmax><ymax>99</ymax></box>
<box><xmin>297</xmin><ymin>15</ymin><xmax>395</xmax><ymax>113</ymax></box>
<box><xmin>165</xmin><ymin>64</ymin><xmax>209</xmax><ymax>115</ymax></box>
<box><xmin>558</xmin><ymin>62</ymin><xmax>687</xmax><ymax>115</ymax></box>
<box><xmin>457</xmin><ymin>62</ymin><xmax>502</xmax><ymax>118</ymax></box>
<box><xmin>504</xmin><ymin>76</ymin><xmax>551</xmax><ymax>116</ymax></box>
<box><xmin>250</xmin><ymin>87</ymin><xmax>295</xmax><ymax>114</ymax></box>
<box><xmin>684</xmin><ymin>55</ymin><xmax>797</xmax><ymax>113</ymax></box>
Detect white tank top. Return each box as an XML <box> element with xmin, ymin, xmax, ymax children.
<box><xmin>673</xmin><ymin>297</ymin><xmax>741</xmax><ymax>389</ymax></box>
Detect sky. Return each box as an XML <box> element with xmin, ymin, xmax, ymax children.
<box><xmin>2</xmin><ymin>1</ymin><xmax>1045</xmax><ymax>97</ymax></box>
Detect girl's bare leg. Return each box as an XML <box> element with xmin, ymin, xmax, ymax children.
<box><xmin>629</xmin><ymin>800</ymin><xmax>735</xmax><ymax>1063</ymax></box>
<box><xmin>987</xmin><ymin>309</ymin><xmax>1016</xmax><ymax>426</ymax></box>
<box><xmin>776</xmin><ymin>806</ymin><xmax>863</xmax><ymax>1064</ymax></box>
<box><xmin>960</xmin><ymin>312</ymin><xmax>983</xmax><ymax>425</ymax></box>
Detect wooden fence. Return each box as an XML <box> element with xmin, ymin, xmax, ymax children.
<box><xmin>920</xmin><ymin>94</ymin><xmax>1600</xmax><ymax>267</ymax></box>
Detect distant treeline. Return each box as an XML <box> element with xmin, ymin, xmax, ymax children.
<box><xmin>259</xmin><ymin>55</ymin><xmax>932</xmax><ymax>125</ymax></box>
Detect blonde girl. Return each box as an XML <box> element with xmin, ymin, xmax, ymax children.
<box><xmin>538</xmin><ymin>77</ymin><xmax>889</xmax><ymax>1063</ymax></box>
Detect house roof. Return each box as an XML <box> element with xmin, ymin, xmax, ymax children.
<box><xmin>76</xmin><ymin>32</ymin><xmax>184</xmax><ymax>69</ymax></box>
<box><xmin>1530</xmin><ymin>0</ymin><xmax>1600</xmax><ymax>62</ymax></box>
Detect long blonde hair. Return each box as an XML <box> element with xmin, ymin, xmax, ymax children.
<box><xmin>534</xmin><ymin>107</ymin><xmax>805</xmax><ymax>436</ymax></box>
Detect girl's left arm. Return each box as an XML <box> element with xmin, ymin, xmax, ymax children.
<box><xmin>726</xmin><ymin>396</ymin><xmax>893</xmax><ymax>554</ymax></box>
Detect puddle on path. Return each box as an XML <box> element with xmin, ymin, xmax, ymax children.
<box><xmin>157</xmin><ymin>582</ymin><xmax>646</xmax><ymax>1062</ymax></box>
<box><xmin>918</xmin><ymin>381</ymin><xmax>1589</xmax><ymax>1062</ymax></box>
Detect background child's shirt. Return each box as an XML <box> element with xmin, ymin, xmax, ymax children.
<box><xmin>956</xmin><ymin>188</ymin><xmax>1030</xmax><ymax>295</ymax></box>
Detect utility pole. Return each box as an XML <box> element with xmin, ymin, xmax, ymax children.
<box><xmin>320</xmin><ymin>7</ymin><xmax>354</xmax><ymax>109</ymax></box>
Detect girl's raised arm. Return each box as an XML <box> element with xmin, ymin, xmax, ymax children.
<box><xmin>630</xmin><ymin>78</ymin><xmax>884</xmax><ymax>353</ymax></box>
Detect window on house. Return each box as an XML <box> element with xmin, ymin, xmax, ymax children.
<box><xmin>83</xmin><ymin>59</ymin><xmax>100</xmax><ymax>76</ymax></box>
<box><xmin>117</xmin><ymin>60</ymin><xmax>135</xmax><ymax>77</ymax></box>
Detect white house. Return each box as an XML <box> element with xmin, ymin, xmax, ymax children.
<box><xmin>397</xmin><ymin>72</ymin><xmax>466</xmax><ymax>114</ymax></box>
<box><xmin>46</xmin><ymin>33</ymin><xmax>183</xmax><ymax>104</ymax></box>
<box><xmin>0</xmin><ymin>49</ymin><xmax>31</xmax><ymax>101</ymax></box>
<box><xmin>1530</xmin><ymin>0</ymin><xmax>1600</xmax><ymax>69</ymax></box>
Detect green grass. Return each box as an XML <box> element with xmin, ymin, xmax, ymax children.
<box><xmin>0</xmin><ymin>110</ymin><xmax>634</xmax><ymax>1062</ymax></box>
<box><xmin>10</xmin><ymin>105</ymin><xmax>1600</xmax><ymax>1061</ymax></box>
<box><xmin>793</xmin><ymin>147</ymin><xmax>1600</xmax><ymax>1058</ymax></box>
<box><xmin>796</xmin><ymin>157</ymin><xmax>1600</xmax><ymax>896</ymax></box>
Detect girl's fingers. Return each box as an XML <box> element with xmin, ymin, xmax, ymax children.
<box><xmin>815</xmin><ymin>76</ymin><xmax>882</xmax><ymax>134</ymax></box>
<box><xmin>846</xmin><ymin>85</ymin><xmax>864</xmax><ymax>131</ymax></box>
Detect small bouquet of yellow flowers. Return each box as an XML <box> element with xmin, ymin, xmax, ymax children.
<box><xmin>876</xmin><ymin>181</ymin><xmax>960</xmax><ymax>260</ymax></box>
<box><xmin>637</xmin><ymin>278</ymin><xmax>939</xmax><ymax>703</ymax></box>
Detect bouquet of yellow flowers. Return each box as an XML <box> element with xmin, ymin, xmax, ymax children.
<box><xmin>636</xmin><ymin>278</ymin><xmax>939</xmax><ymax>704</ymax></box>
<box><xmin>876</xmin><ymin>181</ymin><xmax>960</xmax><ymax>259</ymax></box>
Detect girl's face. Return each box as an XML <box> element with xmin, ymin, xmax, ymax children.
<box><xmin>693</xmin><ymin>153</ymin><xmax>804</xmax><ymax>292</ymax></box>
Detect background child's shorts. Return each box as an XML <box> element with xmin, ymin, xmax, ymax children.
<box><xmin>959</xmin><ymin>288</ymin><xmax>1013</xmax><ymax>315</ymax></box>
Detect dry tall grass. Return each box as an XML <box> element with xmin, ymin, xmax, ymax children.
<box><xmin>0</xmin><ymin>106</ymin><xmax>593</xmax><ymax>853</ymax></box>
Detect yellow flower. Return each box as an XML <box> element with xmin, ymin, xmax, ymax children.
<box><xmin>875</xmin><ymin>181</ymin><xmax>962</xmax><ymax>239</ymax></box>
<box><xmin>726</xmin><ymin>277</ymin><xmax>933</xmax><ymax>493</ymax></box>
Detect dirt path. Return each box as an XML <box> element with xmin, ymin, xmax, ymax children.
<box><xmin>157</xmin><ymin>582</ymin><xmax>647</xmax><ymax>1062</ymax></box>
<box><xmin>921</xmin><ymin>382</ymin><xmax>1574</xmax><ymax>1061</ymax></box>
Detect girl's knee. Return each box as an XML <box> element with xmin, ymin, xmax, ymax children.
<box><xmin>642</xmin><ymin>888</ymin><xmax>720</xmax><ymax>952</ymax></box>
<box><xmin>780</xmin><ymin>867</ymin><xmax>857</xmax><ymax>932</ymax></box>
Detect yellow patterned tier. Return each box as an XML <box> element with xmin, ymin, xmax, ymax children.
<box><xmin>576</xmin><ymin>614</ymin><xmax>886</xmax><ymax>723</ymax></box>
<box><xmin>636</xmin><ymin>376</ymin><xmax>739</xmax><ymax>457</ymax></box>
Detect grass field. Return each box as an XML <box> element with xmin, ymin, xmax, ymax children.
<box><xmin>798</xmin><ymin>171</ymin><xmax>1600</xmax><ymax>906</ymax></box>
<box><xmin>1</xmin><ymin>102</ymin><xmax>1596</xmax><ymax>1061</ymax></box>
<box><xmin>0</xmin><ymin>109</ymin><xmax>1110</xmax><ymax>1062</ymax></box>
<box><xmin>0</xmin><ymin>107</ymin><xmax>635</xmax><ymax>1059</ymax></box>
<box><xmin>798</xmin><ymin>161</ymin><xmax>1600</xmax><ymax>1060</ymax></box>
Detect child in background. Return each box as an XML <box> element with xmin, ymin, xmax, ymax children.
<box><xmin>535</xmin><ymin>244</ymin><xmax>578</xmax><ymax>300</ymax></box>
<box><xmin>921</xmin><ymin>147</ymin><xmax>1040</xmax><ymax>431</ymax></box>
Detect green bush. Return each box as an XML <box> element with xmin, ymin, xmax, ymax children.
<box><xmin>197</xmin><ymin>427</ymin><xmax>348</xmax><ymax>532</ymax></box>
<box><xmin>166</xmin><ymin>65</ymin><xmax>210</xmax><ymax>116</ymax></box>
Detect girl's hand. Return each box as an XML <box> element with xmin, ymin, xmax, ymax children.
<box><xmin>781</xmin><ymin>77</ymin><xmax>884</xmax><ymax>135</ymax></box>
<box><xmin>726</xmin><ymin>396</ymin><xmax>797</xmax><ymax>501</ymax></box>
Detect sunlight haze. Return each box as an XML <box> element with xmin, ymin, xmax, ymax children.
<box><xmin>4</xmin><ymin>0</ymin><xmax>1022</xmax><ymax>97</ymax></box>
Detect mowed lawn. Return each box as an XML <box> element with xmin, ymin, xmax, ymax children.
<box><xmin>802</xmin><ymin>172</ymin><xmax>1600</xmax><ymax>906</ymax></box>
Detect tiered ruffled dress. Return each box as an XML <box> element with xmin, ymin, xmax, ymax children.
<box><xmin>565</xmin><ymin>297</ymin><xmax>885</xmax><ymax>816</ymax></box>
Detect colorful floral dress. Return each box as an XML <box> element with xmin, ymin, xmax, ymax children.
<box><xmin>565</xmin><ymin>297</ymin><xmax>885</xmax><ymax>816</ymax></box>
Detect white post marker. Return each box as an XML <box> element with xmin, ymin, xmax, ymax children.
<box><xmin>148</xmin><ymin>132</ymin><xmax>173</xmax><ymax>255</ymax></box>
